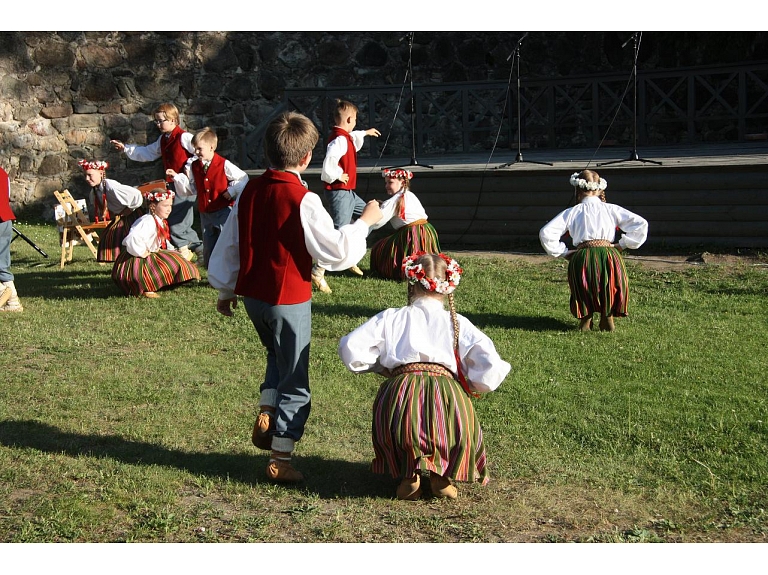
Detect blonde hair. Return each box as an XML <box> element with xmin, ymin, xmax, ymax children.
<box><xmin>153</xmin><ymin>103</ymin><xmax>180</xmax><ymax>125</ymax></box>
<box><xmin>264</xmin><ymin>112</ymin><xmax>319</xmax><ymax>169</ymax></box>
<box><xmin>192</xmin><ymin>127</ymin><xmax>218</xmax><ymax>149</ymax></box>
<box><xmin>333</xmin><ymin>99</ymin><xmax>359</xmax><ymax>124</ymax></box>
<box><xmin>406</xmin><ymin>253</ymin><xmax>462</xmax><ymax>359</ymax></box>
<box><xmin>575</xmin><ymin>169</ymin><xmax>606</xmax><ymax>202</ymax></box>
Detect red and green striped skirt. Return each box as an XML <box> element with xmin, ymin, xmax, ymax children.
<box><xmin>97</xmin><ymin>208</ymin><xmax>145</xmax><ymax>263</ymax></box>
<box><xmin>111</xmin><ymin>248</ymin><xmax>200</xmax><ymax>296</ymax></box>
<box><xmin>370</xmin><ymin>221</ymin><xmax>440</xmax><ymax>280</ymax></box>
<box><xmin>371</xmin><ymin>371</ymin><xmax>490</xmax><ymax>484</ymax></box>
<box><xmin>567</xmin><ymin>246</ymin><xmax>629</xmax><ymax>318</ymax></box>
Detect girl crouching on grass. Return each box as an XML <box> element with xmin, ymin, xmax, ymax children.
<box><xmin>368</xmin><ymin>169</ymin><xmax>440</xmax><ymax>280</ymax></box>
<box><xmin>539</xmin><ymin>169</ymin><xmax>648</xmax><ymax>331</ymax></box>
<box><xmin>338</xmin><ymin>252</ymin><xmax>510</xmax><ymax>500</ymax></box>
<box><xmin>111</xmin><ymin>188</ymin><xmax>200</xmax><ymax>299</ymax></box>
<box><xmin>78</xmin><ymin>159</ymin><xmax>145</xmax><ymax>262</ymax></box>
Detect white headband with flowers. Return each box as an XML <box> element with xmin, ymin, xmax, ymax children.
<box><xmin>383</xmin><ymin>168</ymin><xmax>414</xmax><ymax>180</ymax></box>
<box><xmin>144</xmin><ymin>188</ymin><xmax>175</xmax><ymax>202</ymax></box>
<box><xmin>402</xmin><ymin>251</ymin><xmax>463</xmax><ymax>295</ymax></box>
<box><xmin>79</xmin><ymin>159</ymin><xmax>109</xmax><ymax>171</ymax></box>
<box><xmin>570</xmin><ymin>172</ymin><xmax>607</xmax><ymax>191</ymax></box>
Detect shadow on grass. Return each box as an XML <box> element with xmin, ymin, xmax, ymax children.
<box><xmin>15</xmin><ymin>266</ymin><xmax>122</xmax><ymax>300</ymax></box>
<box><xmin>314</xmin><ymin>302</ymin><xmax>574</xmax><ymax>332</ymax></box>
<box><xmin>0</xmin><ymin>419</ymin><xmax>392</xmax><ymax>499</ymax></box>
<box><xmin>464</xmin><ymin>312</ymin><xmax>573</xmax><ymax>331</ymax></box>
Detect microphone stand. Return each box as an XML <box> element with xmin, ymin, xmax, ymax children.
<box><xmin>11</xmin><ymin>225</ymin><xmax>48</xmax><ymax>258</ymax></box>
<box><xmin>599</xmin><ymin>32</ymin><xmax>661</xmax><ymax>167</ymax></box>
<box><xmin>496</xmin><ymin>33</ymin><xmax>552</xmax><ymax>169</ymax></box>
<box><xmin>386</xmin><ymin>32</ymin><xmax>433</xmax><ymax>170</ymax></box>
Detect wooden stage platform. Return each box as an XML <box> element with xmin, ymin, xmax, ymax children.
<box><xmin>292</xmin><ymin>141</ymin><xmax>768</xmax><ymax>250</ymax></box>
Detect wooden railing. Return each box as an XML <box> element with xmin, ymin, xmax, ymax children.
<box><xmin>240</xmin><ymin>61</ymin><xmax>768</xmax><ymax>167</ymax></box>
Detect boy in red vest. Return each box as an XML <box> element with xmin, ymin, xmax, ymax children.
<box><xmin>208</xmin><ymin>111</ymin><xmax>382</xmax><ymax>483</ymax></box>
<box><xmin>0</xmin><ymin>166</ymin><xmax>22</xmax><ymax>312</ymax></box>
<box><xmin>111</xmin><ymin>103</ymin><xmax>204</xmax><ymax>262</ymax></box>
<box><xmin>166</xmin><ymin>127</ymin><xmax>248</xmax><ymax>268</ymax></box>
<box><xmin>313</xmin><ymin>99</ymin><xmax>381</xmax><ymax>293</ymax></box>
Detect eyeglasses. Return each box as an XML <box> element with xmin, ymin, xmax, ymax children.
<box><xmin>153</xmin><ymin>119</ymin><xmax>168</xmax><ymax>125</ymax></box>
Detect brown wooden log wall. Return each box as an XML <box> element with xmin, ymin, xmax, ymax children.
<box><xmin>304</xmin><ymin>161</ymin><xmax>768</xmax><ymax>250</ymax></box>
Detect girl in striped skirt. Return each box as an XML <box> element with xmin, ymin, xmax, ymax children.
<box><xmin>539</xmin><ymin>170</ymin><xmax>648</xmax><ymax>331</ymax></box>
<box><xmin>112</xmin><ymin>188</ymin><xmax>200</xmax><ymax>299</ymax></box>
<box><xmin>79</xmin><ymin>159</ymin><xmax>145</xmax><ymax>262</ymax></box>
<box><xmin>368</xmin><ymin>169</ymin><xmax>440</xmax><ymax>280</ymax></box>
<box><xmin>339</xmin><ymin>252</ymin><xmax>510</xmax><ymax>500</ymax></box>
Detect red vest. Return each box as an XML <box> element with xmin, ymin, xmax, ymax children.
<box><xmin>0</xmin><ymin>168</ymin><xmax>15</xmax><ymax>222</ymax></box>
<box><xmin>161</xmin><ymin>126</ymin><xmax>192</xmax><ymax>180</ymax></box>
<box><xmin>324</xmin><ymin>127</ymin><xmax>357</xmax><ymax>191</ymax></box>
<box><xmin>235</xmin><ymin>169</ymin><xmax>312</xmax><ymax>305</ymax></box>
<box><xmin>192</xmin><ymin>153</ymin><xmax>233</xmax><ymax>213</ymax></box>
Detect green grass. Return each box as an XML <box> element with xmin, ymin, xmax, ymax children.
<box><xmin>1</xmin><ymin>221</ymin><xmax>767</xmax><ymax>543</ymax></box>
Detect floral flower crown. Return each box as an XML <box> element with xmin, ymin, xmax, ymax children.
<box><xmin>570</xmin><ymin>172</ymin><xmax>607</xmax><ymax>191</ymax></box>
<box><xmin>382</xmin><ymin>168</ymin><xmax>413</xmax><ymax>180</ymax></box>
<box><xmin>402</xmin><ymin>251</ymin><xmax>463</xmax><ymax>295</ymax></box>
<box><xmin>144</xmin><ymin>188</ymin><xmax>175</xmax><ymax>203</ymax></box>
<box><xmin>78</xmin><ymin>159</ymin><xmax>109</xmax><ymax>172</ymax></box>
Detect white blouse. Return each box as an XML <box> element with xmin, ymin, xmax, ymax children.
<box><xmin>95</xmin><ymin>178</ymin><xmax>143</xmax><ymax>215</ymax></box>
<box><xmin>338</xmin><ymin>297</ymin><xmax>510</xmax><ymax>394</ymax></box>
<box><xmin>539</xmin><ymin>196</ymin><xmax>649</xmax><ymax>258</ymax></box>
<box><xmin>320</xmin><ymin>130</ymin><xmax>368</xmax><ymax>185</ymax></box>
<box><xmin>123</xmin><ymin>213</ymin><xmax>176</xmax><ymax>257</ymax></box>
<box><xmin>370</xmin><ymin>190</ymin><xmax>429</xmax><ymax>231</ymax></box>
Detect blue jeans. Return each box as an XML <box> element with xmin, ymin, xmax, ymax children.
<box><xmin>0</xmin><ymin>219</ymin><xmax>13</xmax><ymax>282</ymax></box>
<box><xmin>243</xmin><ymin>297</ymin><xmax>312</xmax><ymax>452</ymax></box>
<box><xmin>324</xmin><ymin>189</ymin><xmax>366</xmax><ymax>229</ymax></box>
<box><xmin>200</xmin><ymin>207</ymin><xmax>232</xmax><ymax>266</ymax></box>
<box><xmin>167</xmin><ymin>194</ymin><xmax>202</xmax><ymax>251</ymax></box>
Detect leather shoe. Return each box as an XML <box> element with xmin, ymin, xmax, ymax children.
<box><xmin>266</xmin><ymin>459</ymin><xmax>304</xmax><ymax>483</ymax></box>
<box><xmin>251</xmin><ymin>411</ymin><xmax>274</xmax><ymax>450</ymax></box>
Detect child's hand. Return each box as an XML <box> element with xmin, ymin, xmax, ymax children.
<box><xmin>166</xmin><ymin>169</ymin><xmax>178</xmax><ymax>178</ymax></box>
<box><xmin>339</xmin><ymin>173</ymin><xmax>350</xmax><ymax>184</ymax></box>
<box><xmin>216</xmin><ymin>297</ymin><xmax>238</xmax><ymax>317</ymax></box>
<box><xmin>366</xmin><ymin>128</ymin><xmax>381</xmax><ymax>138</ymax></box>
<box><xmin>110</xmin><ymin>140</ymin><xmax>125</xmax><ymax>152</ymax></box>
<box><xmin>359</xmin><ymin>200</ymin><xmax>383</xmax><ymax>226</ymax></box>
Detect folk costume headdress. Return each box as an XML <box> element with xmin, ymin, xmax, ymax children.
<box><xmin>401</xmin><ymin>252</ymin><xmax>478</xmax><ymax>398</ymax></box>
<box><xmin>382</xmin><ymin>168</ymin><xmax>413</xmax><ymax>180</ymax></box>
<box><xmin>143</xmin><ymin>188</ymin><xmax>175</xmax><ymax>203</ymax></box>
<box><xmin>78</xmin><ymin>159</ymin><xmax>109</xmax><ymax>172</ymax></box>
<box><xmin>569</xmin><ymin>171</ymin><xmax>607</xmax><ymax>191</ymax></box>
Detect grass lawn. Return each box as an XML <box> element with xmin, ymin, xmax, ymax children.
<box><xmin>1</xmin><ymin>221</ymin><xmax>767</xmax><ymax>550</ymax></box>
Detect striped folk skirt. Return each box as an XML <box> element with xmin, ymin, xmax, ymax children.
<box><xmin>96</xmin><ymin>209</ymin><xmax>145</xmax><ymax>263</ymax></box>
<box><xmin>370</xmin><ymin>220</ymin><xmax>440</xmax><ymax>280</ymax></box>
<box><xmin>111</xmin><ymin>249</ymin><xmax>200</xmax><ymax>296</ymax></box>
<box><xmin>567</xmin><ymin>245</ymin><xmax>629</xmax><ymax>318</ymax></box>
<box><xmin>371</xmin><ymin>371</ymin><xmax>490</xmax><ymax>485</ymax></box>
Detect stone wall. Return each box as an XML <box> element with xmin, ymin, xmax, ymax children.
<box><xmin>1</xmin><ymin>31</ymin><xmax>766</xmax><ymax>217</ymax></box>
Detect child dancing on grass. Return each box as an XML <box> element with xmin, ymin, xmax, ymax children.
<box><xmin>539</xmin><ymin>169</ymin><xmax>648</xmax><ymax>331</ymax></box>
<box><xmin>339</xmin><ymin>252</ymin><xmax>510</xmax><ymax>500</ymax></box>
